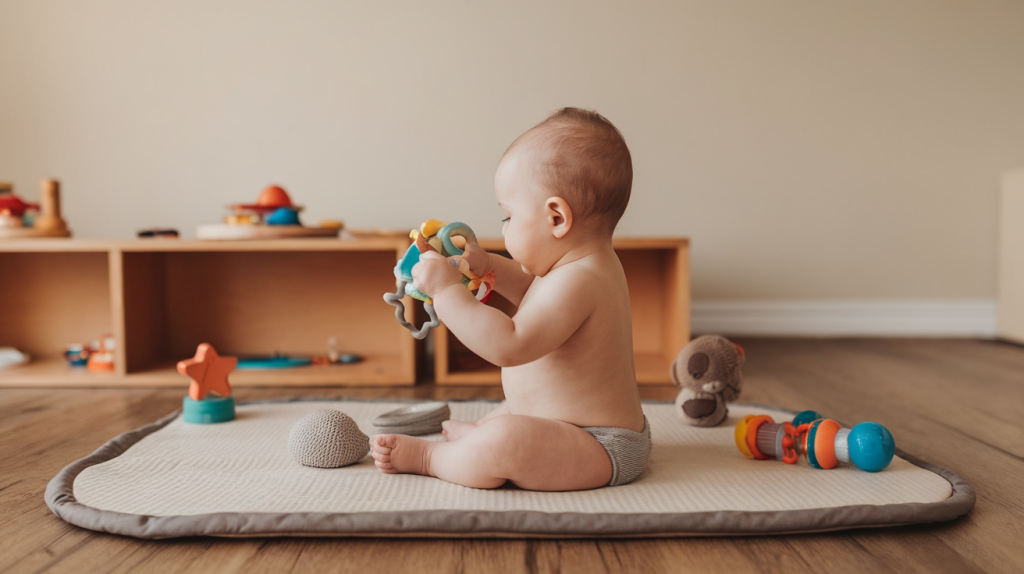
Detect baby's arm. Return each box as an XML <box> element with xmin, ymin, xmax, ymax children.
<box><xmin>431</xmin><ymin>265</ymin><xmax>594</xmax><ymax>367</ymax></box>
<box><xmin>462</xmin><ymin>242</ymin><xmax>533</xmax><ymax>307</ymax></box>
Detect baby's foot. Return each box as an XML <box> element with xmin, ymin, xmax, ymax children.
<box><xmin>372</xmin><ymin>434</ymin><xmax>434</xmax><ymax>476</ymax></box>
<box><xmin>441</xmin><ymin>419</ymin><xmax>477</xmax><ymax>442</ymax></box>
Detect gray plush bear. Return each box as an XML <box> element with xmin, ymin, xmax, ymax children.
<box><xmin>671</xmin><ymin>335</ymin><xmax>744</xmax><ymax>427</ymax></box>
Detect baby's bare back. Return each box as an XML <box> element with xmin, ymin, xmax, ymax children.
<box><xmin>502</xmin><ymin>250</ymin><xmax>645</xmax><ymax>432</ymax></box>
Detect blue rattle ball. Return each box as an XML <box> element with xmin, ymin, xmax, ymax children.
<box><xmin>847</xmin><ymin>422</ymin><xmax>895</xmax><ymax>473</ymax></box>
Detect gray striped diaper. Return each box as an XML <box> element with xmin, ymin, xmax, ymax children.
<box><xmin>581</xmin><ymin>415</ymin><xmax>652</xmax><ymax>486</ymax></box>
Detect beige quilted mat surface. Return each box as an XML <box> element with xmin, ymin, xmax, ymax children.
<box><xmin>72</xmin><ymin>401</ymin><xmax>951</xmax><ymax>517</ymax></box>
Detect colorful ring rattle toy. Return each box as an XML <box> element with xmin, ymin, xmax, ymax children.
<box><xmin>734</xmin><ymin>410</ymin><xmax>895</xmax><ymax>472</ymax></box>
<box><xmin>383</xmin><ymin>219</ymin><xmax>497</xmax><ymax>339</ymax></box>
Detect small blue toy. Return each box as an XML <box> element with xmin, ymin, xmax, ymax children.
<box><xmin>266</xmin><ymin>207</ymin><xmax>302</xmax><ymax>226</ymax></box>
<box><xmin>384</xmin><ymin>219</ymin><xmax>496</xmax><ymax>339</ymax></box>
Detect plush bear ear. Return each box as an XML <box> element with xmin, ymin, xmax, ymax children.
<box><xmin>732</xmin><ymin>342</ymin><xmax>746</xmax><ymax>365</ymax></box>
<box><xmin>670</xmin><ymin>356</ymin><xmax>682</xmax><ymax>386</ymax></box>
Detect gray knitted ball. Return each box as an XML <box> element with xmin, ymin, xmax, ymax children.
<box><xmin>288</xmin><ymin>409</ymin><xmax>370</xmax><ymax>468</ymax></box>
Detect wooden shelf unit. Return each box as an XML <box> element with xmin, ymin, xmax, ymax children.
<box><xmin>435</xmin><ymin>237</ymin><xmax>690</xmax><ymax>385</ymax></box>
<box><xmin>0</xmin><ymin>238</ymin><xmax>418</xmax><ymax>387</ymax></box>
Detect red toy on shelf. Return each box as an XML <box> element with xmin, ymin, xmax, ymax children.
<box><xmin>196</xmin><ymin>185</ymin><xmax>341</xmax><ymax>240</ymax></box>
<box><xmin>0</xmin><ymin>179</ymin><xmax>71</xmax><ymax>239</ymax></box>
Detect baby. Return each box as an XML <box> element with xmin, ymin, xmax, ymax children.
<box><xmin>372</xmin><ymin>108</ymin><xmax>649</xmax><ymax>491</ymax></box>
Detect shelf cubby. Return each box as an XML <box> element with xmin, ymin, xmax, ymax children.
<box><xmin>434</xmin><ymin>238</ymin><xmax>689</xmax><ymax>385</ymax></box>
<box><xmin>0</xmin><ymin>238</ymin><xmax>417</xmax><ymax>387</ymax></box>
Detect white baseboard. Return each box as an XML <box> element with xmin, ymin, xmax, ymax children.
<box><xmin>691</xmin><ymin>300</ymin><xmax>997</xmax><ymax>337</ymax></box>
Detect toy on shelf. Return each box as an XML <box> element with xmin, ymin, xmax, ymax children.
<box><xmin>237</xmin><ymin>354</ymin><xmax>313</xmax><ymax>369</ymax></box>
<box><xmin>735</xmin><ymin>410</ymin><xmax>896</xmax><ymax>472</ymax></box>
<box><xmin>311</xmin><ymin>336</ymin><xmax>362</xmax><ymax>365</ymax></box>
<box><xmin>86</xmin><ymin>335</ymin><xmax>116</xmax><ymax>372</ymax></box>
<box><xmin>0</xmin><ymin>347</ymin><xmax>29</xmax><ymax>370</ymax></box>
<box><xmin>177</xmin><ymin>343</ymin><xmax>238</xmax><ymax>424</ymax></box>
<box><xmin>0</xmin><ymin>209</ymin><xmax>23</xmax><ymax>229</ymax></box>
<box><xmin>671</xmin><ymin>335</ymin><xmax>744</xmax><ymax>427</ymax></box>
<box><xmin>196</xmin><ymin>185</ymin><xmax>343</xmax><ymax>240</ymax></box>
<box><xmin>63</xmin><ymin>344</ymin><xmax>90</xmax><ymax>367</ymax></box>
<box><xmin>327</xmin><ymin>336</ymin><xmax>340</xmax><ymax>363</ymax></box>
<box><xmin>383</xmin><ymin>220</ymin><xmax>497</xmax><ymax>339</ymax></box>
<box><xmin>0</xmin><ymin>179</ymin><xmax>72</xmax><ymax>239</ymax></box>
<box><xmin>137</xmin><ymin>228</ymin><xmax>179</xmax><ymax>239</ymax></box>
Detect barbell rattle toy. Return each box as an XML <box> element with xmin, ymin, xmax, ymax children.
<box><xmin>384</xmin><ymin>219</ymin><xmax>496</xmax><ymax>339</ymax></box>
<box><xmin>734</xmin><ymin>410</ymin><xmax>895</xmax><ymax>472</ymax></box>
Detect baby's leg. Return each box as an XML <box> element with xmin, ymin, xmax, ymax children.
<box><xmin>374</xmin><ymin>414</ymin><xmax>612</xmax><ymax>491</ymax></box>
<box><xmin>442</xmin><ymin>401</ymin><xmax>509</xmax><ymax>442</ymax></box>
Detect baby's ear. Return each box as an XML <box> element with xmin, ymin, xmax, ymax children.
<box><xmin>545</xmin><ymin>197</ymin><xmax>573</xmax><ymax>238</ymax></box>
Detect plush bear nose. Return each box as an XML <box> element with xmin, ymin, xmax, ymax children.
<box><xmin>688</xmin><ymin>352</ymin><xmax>709</xmax><ymax>379</ymax></box>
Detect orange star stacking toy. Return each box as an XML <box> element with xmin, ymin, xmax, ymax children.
<box><xmin>177</xmin><ymin>343</ymin><xmax>238</xmax><ymax>424</ymax></box>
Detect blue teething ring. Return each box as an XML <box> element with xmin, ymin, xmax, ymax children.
<box><xmin>791</xmin><ymin>410</ymin><xmax>824</xmax><ymax>427</ymax></box>
<box><xmin>439</xmin><ymin>222</ymin><xmax>477</xmax><ymax>257</ymax></box>
<box><xmin>183</xmin><ymin>395</ymin><xmax>236</xmax><ymax>424</ymax></box>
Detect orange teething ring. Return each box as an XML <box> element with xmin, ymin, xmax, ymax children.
<box><xmin>745</xmin><ymin>415</ymin><xmax>775</xmax><ymax>460</ymax></box>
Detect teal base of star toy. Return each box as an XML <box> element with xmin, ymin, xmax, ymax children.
<box><xmin>183</xmin><ymin>395</ymin><xmax>236</xmax><ymax>424</ymax></box>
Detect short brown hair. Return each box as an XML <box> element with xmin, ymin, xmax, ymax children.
<box><xmin>511</xmin><ymin>107</ymin><xmax>632</xmax><ymax>232</ymax></box>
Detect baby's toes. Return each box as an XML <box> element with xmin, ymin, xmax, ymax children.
<box><xmin>372</xmin><ymin>435</ymin><xmax>394</xmax><ymax>454</ymax></box>
<box><xmin>372</xmin><ymin>450</ymin><xmax>393</xmax><ymax>469</ymax></box>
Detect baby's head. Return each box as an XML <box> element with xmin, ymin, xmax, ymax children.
<box><xmin>495</xmin><ymin>108</ymin><xmax>632</xmax><ymax>276</ymax></box>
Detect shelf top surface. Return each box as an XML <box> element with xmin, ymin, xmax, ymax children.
<box><xmin>476</xmin><ymin>237</ymin><xmax>689</xmax><ymax>251</ymax></box>
<box><xmin>0</xmin><ymin>235</ymin><xmax>688</xmax><ymax>253</ymax></box>
<box><xmin>0</xmin><ymin>236</ymin><xmax>411</xmax><ymax>253</ymax></box>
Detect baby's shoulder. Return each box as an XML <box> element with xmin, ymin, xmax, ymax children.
<box><xmin>531</xmin><ymin>255</ymin><xmax>618</xmax><ymax>302</ymax></box>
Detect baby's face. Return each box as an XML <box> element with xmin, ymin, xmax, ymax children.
<box><xmin>494</xmin><ymin>143</ymin><xmax>559</xmax><ymax>276</ymax></box>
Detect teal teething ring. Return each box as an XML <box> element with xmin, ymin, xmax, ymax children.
<box><xmin>791</xmin><ymin>410</ymin><xmax>824</xmax><ymax>427</ymax></box>
<box><xmin>183</xmin><ymin>395</ymin><xmax>236</xmax><ymax>424</ymax></box>
<box><xmin>383</xmin><ymin>221</ymin><xmax>482</xmax><ymax>340</ymax></box>
<box><xmin>805</xmin><ymin>419</ymin><xmax>823</xmax><ymax>469</ymax></box>
<box><xmin>439</xmin><ymin>222</ymin><xmax>477</xmax><ymax>257</ymax></box>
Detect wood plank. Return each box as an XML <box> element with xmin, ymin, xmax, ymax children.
<box><xmin>0</xmin><ymin>355</ymin><xmax>414</xmax><ymax>387</ymax></box>
<box><xmin>108</xmin><ymin>249</ymin><xmax>127</xmax><ymax>377</ymax></box>
<box><xmin>0</xmin><ymin>237</ymin><xmax>408</xmax><ymax>253</ymax></box>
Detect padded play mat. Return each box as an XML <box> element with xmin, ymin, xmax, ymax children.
<box><xmin>46</xmin><ymin>400</ymin><xmax>974</xmax><ymax>539</ymax></box>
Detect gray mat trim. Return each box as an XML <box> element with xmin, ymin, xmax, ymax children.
<box><xmin>45</xmin><ymin>400</ymin><xmax>975</xmax><ymax>539</ymax></box>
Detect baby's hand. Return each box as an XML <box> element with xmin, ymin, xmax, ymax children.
<box><xmin>462</xmin><ymin>241</ymin><xmax>493</xmax><ymax>276</ymax></box>
<box><xmin>412</xmin><ymin>251</ymin><xmax>463</xmax><ymax>298</ymax></box>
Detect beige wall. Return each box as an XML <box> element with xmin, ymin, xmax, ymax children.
<box><xmin>1</xmin><ymin>0</ymin><xmax>1022</xmax><ymax>301</ymax></box>
<box><xmin>999</xmin><ymin>169</ymin><xmax>1024</xmax><ymax>342</ymax></box>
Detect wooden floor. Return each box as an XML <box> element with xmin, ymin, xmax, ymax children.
<box><xmin>2</xmin><ymin>338</ymin><xmax>1022</xmax><ymax>574</ymax></box>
